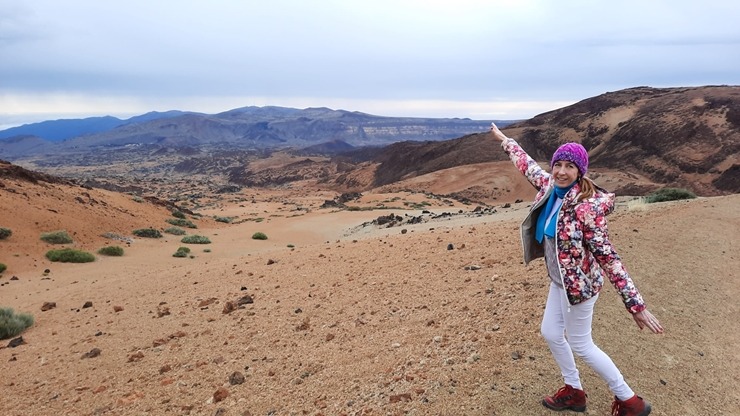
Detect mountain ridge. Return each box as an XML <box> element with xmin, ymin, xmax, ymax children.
<box><xmin>0</xmin><ymin>110</ymin><xmax>193</xmax><ymax>143</ymax></box>
<box><xmin>1</xmin><ymin>86</ymin><xmax>738</xmax><ymax>199</ymax></box>
<box><xmin>0</xmin><ymin>106</ymin><xmax>503</xmax><ymax>158</ymax></box>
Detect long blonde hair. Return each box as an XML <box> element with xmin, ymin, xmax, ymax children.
<box><xmin>577</xmin><ymin>176</ymin><xmax>597</xmax><ymax>201</ymax></box>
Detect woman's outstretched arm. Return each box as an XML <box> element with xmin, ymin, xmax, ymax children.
<box><xmin>490</xmin><ymin>122</ymin><xmax>551</xmax><ymax>191</ymax></box>
<box><xmin>490</xmin><ymin>122</ymin><xmax>509</xmax><ymax>142</ymax></box>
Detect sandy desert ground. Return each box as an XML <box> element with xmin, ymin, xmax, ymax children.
<box><xmin>1</xmin><ymin>169</ymin><xmax>739</xmax><ymax>415</ymax></box>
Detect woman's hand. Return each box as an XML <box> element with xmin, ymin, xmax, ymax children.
<box><xmin>490</xmin><ymin>122</ymin><xmax>509</xmax><ymax>142</ymax></box>
<box><xmin>633</xmin><ymin>309</ymin><xmax>664</xmax><ymax>334</ymax></box>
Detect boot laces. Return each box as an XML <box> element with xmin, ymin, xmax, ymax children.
<box><xmin>553</xmin><ymin>385</ymin><xmax>572</xmax><ymax>402</ymax></box>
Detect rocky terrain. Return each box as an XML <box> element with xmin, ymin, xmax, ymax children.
<box><xmin>0</xmin><ymin>86</ymin><xmax>739</xmax><ymax>415</ymax></box>
<box><xmin>0</xmin><ymin>157</ymin><xmax>738</xmax><ymax>416</ymax></box>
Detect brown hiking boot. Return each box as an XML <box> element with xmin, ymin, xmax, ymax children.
<box><xmin>542</xmin><ymin>384</ymin><xmax>587</xmax><ymax>412</ymax></box>
<box><xmin>611</xmin><ymin>395</ymin><xmax>652</xmax><ymax>416</ymax></box>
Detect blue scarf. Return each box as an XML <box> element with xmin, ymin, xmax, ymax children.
<box><xmin>535</xmin><ymin>182</ymin><xmax>576</xmax><ymax>243</ymax></box>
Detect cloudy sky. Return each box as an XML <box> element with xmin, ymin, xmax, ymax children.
<box><xmin>1</xmin><ymin>0</ymin><xmax>739</xmax><ymax>129</ymax></box>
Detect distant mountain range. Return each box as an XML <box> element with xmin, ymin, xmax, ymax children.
<box><xmin>2</xmin><ymin>86</ymin><xmax>737</xmax><ymax>199</ymax></box>
<box><xmin>0</xmin><ymin>106</ymin><xmax>504</xmax><ymax>158</ymax></box>
<box><xmin>0</xmin><ymin>110</ymin><xmax>192</xmax><ymax>143</ymax></box>
<box><xmin>222</xmin><ymin>86</ymin><xmax>739</xmax><ymax>197</ymax></box>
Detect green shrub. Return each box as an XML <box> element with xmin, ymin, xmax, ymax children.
<box><xmin>0</xmin><ymin>228</ymin><xmax>12</xmax><ymax>240</ymax></box>
<box><xmin>164</xmin><ymin>227</ymin><xmax>187</xmax><ymax>235</ymax></box>
<box><xmin>172</xmin><ymin>210</ymin><xmax>186</xmax><ymax>219</ymax></box>
<box><xmin>181</xmin><ymin>235</ymin><xmax>211</xmax><ymax>244</ymax></box>
<box><xmin>133</xmin><ymin>228</ymin><xmax>163</xmax><ymax>238</ymax></box>
<box><xmin>97</xmin><ymin>246</ymin><xmax>124</xmax><ymax>256</ymax></box>
<box><xmin>0</xmin><ymin>307</ymin><xmax>35</xmax><ymax>339</ymax></box>
<box><xmin>287</xmin><ymin>244</ymin><xmax>295</xmax><ymax>248</ymax></box>
<box><xmin>214</xmin><ymin>216</ymin><xmax>233</xmax><ymax>223</ymax></box>
<box><xmin>645</xmin><ymin>188</ymin><xmax>697</xmax><ymax>203</ymax></box>
<box><xmin>252</xmin><ymin>232</ymin><xmax>268</xmax><ymax>240</ymax></box>
<box><xmin>45</xmin><ymin>248</ymin><xmax>95</xmax><ymax>263</ymax></box>
<box><xmin>132</xmin><ymin>196</ymin><xmax>144</xmax><ymax>203</ymax></box>
<box><xmin>165</xmin><ymin>218</ymin><xmax>197</xmax><ymax>229</ymax></box>
<box><xmin>203</xmin><ymin>248</ymin><xmax>211</xmax><ymax>253</ymax></box>
<box><xmin>0</xmin><ymin>263</ymin><xmax>6</xmax><ymax>273</ymax></box>
<box><xmin>173</xmin><ymin>246</ymin><xmax>191</xmax><ymax>258</ymax></box>
<box><xmin>40</xmin><ymin>230</ymin><xmax>73</xmax><ymax>244</ymax></box>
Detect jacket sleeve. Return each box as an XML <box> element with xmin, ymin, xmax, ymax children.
<box><xmin>501</xmin><ymin>138</ymin><xmax>551</xmax><ymax>191</ymax></box>
<box><xmin>577</xmin><ymin>202</ymin><xmax>646</xmax><ymax>314</ymax></box>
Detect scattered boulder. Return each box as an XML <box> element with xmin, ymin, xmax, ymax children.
<box><xmin>295</xmin><ymin>318</ymin><xmax>310</xmax><ymax>331</ymax></box>
<box><xmin>213</xmin><ymin>387</ymin><xmax>229</xmax><ymax>403</ymax></box>
<box><xmin>229</xmin><ymin>371</ymin><xmax>246</xmax><ymax>385</ymax></box>
<box><xmin>41</xmin><ymin>302</ymin><xmax>56</xmax><ymax>311</ymax></box>
<box><xmin>238</xmin><ymin>295</ymin><xmax>254</xmax><ymax>305</ymax></box>
<box><xmin>320</xmin><ymin>199</ymin><xmax>341</xmax><ymax>208</ymax></box>
<box><xmin>198</xmin><ymin>298</ymin><xmax>216</xmax><ymax>308</ymax></box>
<box><xmin>222</xmin><ymin>301</ymin><xmax>236</xmax><ymax>314</ymax></box>
<box><xmin>7</xmin><ymin>336</ymin><xmax>25</xmax><ymax>348</ymax></box>
<box><xmin>82</xmin><ymin>348</ymin><xmax>102</xmax><ymax>359</ymax></box>
<box><xmin>157</xmin><ymin>305</ymin><xmax>170</xmax><ymax>317</ymax></box>
<box><xmin>376</xmin><ymin>214</ymin><xmax>403</xmax><ymax>226</ymax></box>
<box><xmin>390</xmin><ymin>393</ymin><xmax>412</xmax><ymax>403</ymax></box>
<box><xmin>337</xmin><ymin>192</ymin><xmax>362</xmax><ymax>204</ymax></box>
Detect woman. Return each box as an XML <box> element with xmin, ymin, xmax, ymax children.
<box><xmin>489</xmin><ymin>123</ymin><xmax>663</xmax><ymax>416</ymax></box>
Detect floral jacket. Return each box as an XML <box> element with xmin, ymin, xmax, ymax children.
<box><xmin>502</xmin><ymin>138</ymin><xmax>646</xmax><ymax>314</ymax></box>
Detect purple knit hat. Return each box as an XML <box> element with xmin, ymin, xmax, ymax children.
<box><xmin>550</xmin><ymin>142</ymin><xmax>589</xmax><ymax>176</ymax></box>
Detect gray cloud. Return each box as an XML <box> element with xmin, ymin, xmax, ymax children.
<box><xmin>1</xmin><ymin>0</ymin><xmax>739</xmax><ymax>125</ymax></box>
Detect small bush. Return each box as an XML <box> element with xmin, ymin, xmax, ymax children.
<box><xmin>132</xmin><ymin>196</ymin><xmax>144</xmax><ymax>203</ymax></box>
<box><xmin>645</xmin><ymin>188</ymin><xmax>697</xmax><ymax>203</ymax></box>
<box><xmin>0</xmin><ymin>307</ymin><xmax>35</xmax><ymax>339</ymax></box>
<box><xmin>172</xmin><ymin>210</ymin><xmax>186</xmax><ymax>219</ymax></box>
<box><xmin>46</xmin><ymin>248</ymin><xmax>95</xmax><ymax>263</ymax></box>
<box><xmin>203</xmin><ymin>248</ymin><xmax>211</xmax><ymax>253</ymax></box>
<box><xmin>0</xmin><ymin>263</ymin><xmax>6</xmax><ymax>273</ymax></box>
<box><xmin>287</xmin><ymin>244</ymin><xmax>295</xmax><ymax>248</ymax></box>
<box><xmin>0</xmin><ymin>228</ymin><xmax>12</xmax><ymax>240</ymax></box>
<box><xmin>626</xmin><ymin>197</ymin><xmax>649</xmax><ymax>212</ymax></box>
<box><xmin>164</xmin><ymin>227</ymin><xmax>187</xmax><ymax>235</ymax></box>
<box><xmin>181</xmin><ymin>235</ymin><xmax>211</xmax><ymax>244</ymax></box>
<box><xmin>40</xmin><ymin>230</ymin><xmax>73</xmax><ymax>244</ymax></box>
<box><xmin>97</xmin><ymin>246</ymin><xmax>124</xmax><ymax>256</ymax></box>
<box><xmin>166</xmin><ymin>218</ymin><xmax>197</xmax><ymax>229</ymax></box>
<box><xmin>133</xmin><ymin>228</ymin><xmax>163</xmax><ymax>238</ymax></box>
<box><xmin>214</xmin><ymin>216</ymin><xmax>233</xmax><ymax>223</ymax></box>
<box><xmin>252</xmin><ymin>232</ymin><xmax>268</xmax><ymax>240</ymax></box>
<box><xmin>173</xmin><ymin>246</ymin><xmax>191</xmax><ymax>258</ymax></box>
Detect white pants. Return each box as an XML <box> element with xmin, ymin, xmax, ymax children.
<box><xmin>541</xmin><ymin>282</ymin><xmax>634</xmax><ymax>400</ymax></box>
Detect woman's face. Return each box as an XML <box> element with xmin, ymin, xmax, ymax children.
<box><xmin>552</xmin><ymin>160</ymin><xmax>579</xmax><ymax>187</ymax></box>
